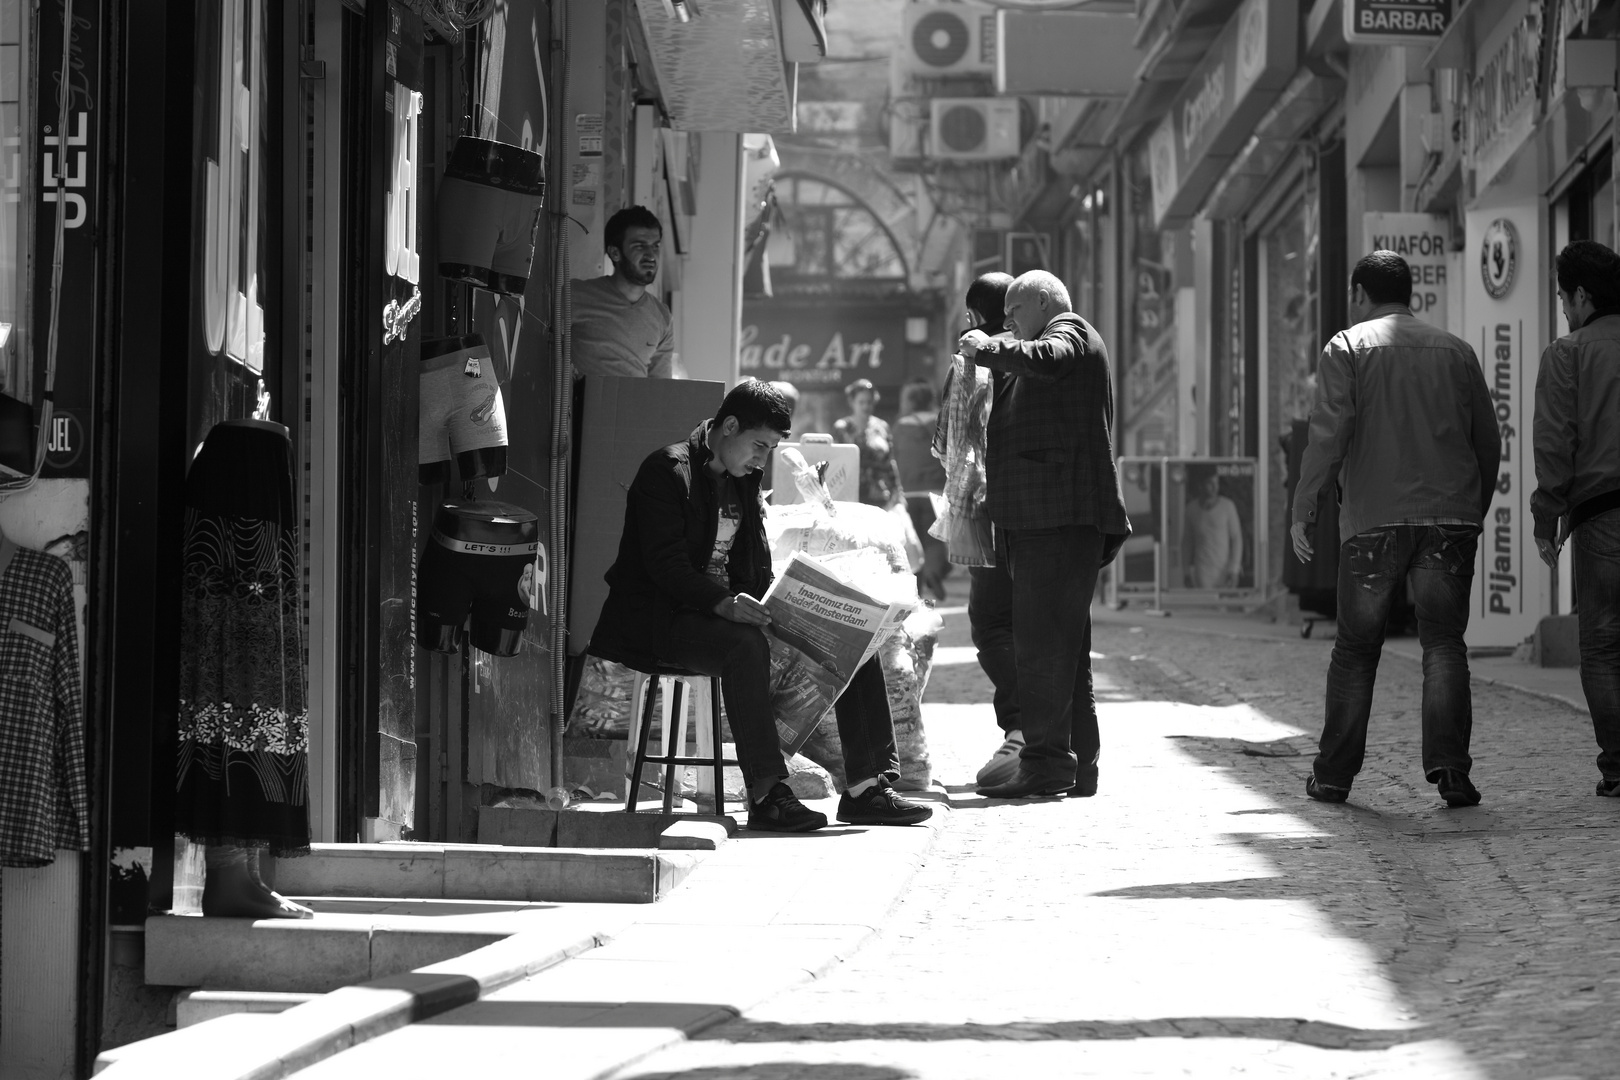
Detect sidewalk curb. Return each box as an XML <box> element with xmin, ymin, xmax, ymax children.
<box><xmin>97</xmin><ymin>804</ymin><xmax>949</xmax><ymax>1080</ymax></box>
<box><xmin>94</xmin><ymin>921</ymin><xmax>617</xmax><ymax>1079</ymax></box>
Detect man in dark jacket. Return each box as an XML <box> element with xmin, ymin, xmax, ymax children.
<box><xmin>957</xmin><ymin>270</ymin><xmax>1132</xmax><ymax>799</ymax></box>
<box><xmin>1292</xmin><ymin>250</ymin><xmax>1499</xmax><ymax>808</ymax></box>
<box><xmin>588</xmin><ymin>379</ymin><xmax>932</xmax><ymax>832</ymax></box>
<box><xmin>1533</xmin><ymin>240</ymin><xmax>1620</xmax><ymax>796</ymax></box>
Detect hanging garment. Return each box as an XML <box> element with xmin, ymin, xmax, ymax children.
<box><xmin>175</xmin><ymin>420</ymin><xmax>310</xmax><ymax>855</ymax></box>
<box><xmin>0</xmin><ymin>546</ymin><xmax>88</xmax><ymax>867</ymax></box>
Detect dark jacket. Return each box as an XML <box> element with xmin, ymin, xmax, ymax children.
<box><xmin>1294</xmin><ymin>306</ymin><xmax>1499</xmax><ymax>543</ymax></box>
<box><xmin>972</xmin><ymin>311</ymin><xmax>1131</xmax><ymax>549</ymax></box>
<box><xmin>1532</xmin><ymin>312</ymin><xmax>1620</xmax><ymax>539</ymax></box>
<box><xmin>588</xmin><ymin>421</ymin><xmax>773</xmax><ymax>666</ymax></box>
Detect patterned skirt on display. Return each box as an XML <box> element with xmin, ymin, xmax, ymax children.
<box><xmin>175</xmin><ymin>422</ymin><xmax>311</xmax><ymax>855</ymax></box>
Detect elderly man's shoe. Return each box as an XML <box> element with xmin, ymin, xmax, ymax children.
<box><xmin>837</xmin><ymin>785</ymin><xmax>933</xmax><ymax>826</ymax></box>
<box><xmin>747</xmin><ymin>782</ymin><xmax>828</xmax><ymax>832</ymax></box>
<box><xmin>978</xmin><ymin>768</ymin><xmax>1073</xmax><ymax>799</ymax></box>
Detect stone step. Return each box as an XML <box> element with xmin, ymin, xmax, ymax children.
<box><xmin>175</xmin><ymin>989</ymin><xmax>317</xmax><ymax>1027</ymax></box>
<box><xmin>271</xmin><ymin>841</ymin><xmax>702</xmax><ymax>903</ymax></box>
<box><xmin>146</xmin><ymin>898</ymin><xmax>628</xmax><ymax>994</ymax></box>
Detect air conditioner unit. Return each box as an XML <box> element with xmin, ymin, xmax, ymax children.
<box><xmin>898</xmin><ymin>2</ymin><xmax>997</xmax><ymax>78</ymax></box>
<box><xmin>929</xmin><ymin>98</ymin><xmax>1020</xmax><ymax>161</ymax></box>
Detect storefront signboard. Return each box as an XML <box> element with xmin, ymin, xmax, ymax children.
<box><xmin>1462</xmin><ymin>204</ymin><xmax>1546</xmax><ymax>648</ymax></box>
<box><xmin>1343</xmin><ymin>0</ymin><xmax>1451</xmax><ymax>45</ymax></box>
<box><xmin>37</xmin><ymin>0</ymin><xmax>101</xmax><ymax>479</ymax></box>
<box><xmin>1146</xmin><ymin>0</ymin><xmax>1297</xmax><ymax>228</ymax></box>
<box><xmin>739</xmin><ymin>301</ymin><xmax>905</xmax><ymax>389</ymax></box>
<box><xmin>1362</xmin><ymin>212</ymin><xmax>1451</xmax><ymax>327</ymax></box>
<box><xmin>1466</xmin><ymin>2</ymin><xmax>1543</xmax><ymax>190</ymax></box>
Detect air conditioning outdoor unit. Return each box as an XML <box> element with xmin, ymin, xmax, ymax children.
<box><xmin>897</xmin><ymin>2</ymin><xmax>997</xmax><ymax>78</ymax></box>
<box><xmin>929</xmin><ymin>98</ymin><xmax>1020</xmax><ymax>161</ymax></box>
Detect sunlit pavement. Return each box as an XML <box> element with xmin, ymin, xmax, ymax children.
<box><xmin>607</xmin><ymin>576</ymin><xmax>1619</xmax><ymax>1080</ymax></box>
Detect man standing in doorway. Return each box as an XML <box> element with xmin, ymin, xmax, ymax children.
<box><xmin>1292</xmin><ymin>250</ymin><xmax>1499</xmax><ymax>808</ymax></box>
<box><xmin>1183</xmin><ymin>465</ymin><xmax>1245</xmax><ymax>588</ymax></box>
<box><xmin>957</xmin><ymin>270</ymin><xmax>1131</xmax><ymax>799</ymax></box>
<box><xmin>1532</xmin><ymin>240</ymin><xmax>1620</xmax><ymax>796</ymax></box>
<box><xmin>570</xmin><ymin>205</ymin><xmax>676</xmax><ymax>378</ymax></box>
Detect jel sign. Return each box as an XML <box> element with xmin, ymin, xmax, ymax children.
<box><xmin>1363</xmin><ymin>212</ymin><xmax>1451</xmax><ymax>328</ymax></box>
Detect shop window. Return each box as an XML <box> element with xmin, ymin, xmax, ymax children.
<box><xmin>0</xmin><ymin>0</ymin><xmax>30</xmax><ymax>404</ymax></box>
<box><xmin>766</xmin><ymin>174</ymin><xmax>907</xmax><ymax>288</ymax></box>
<box><xmin>1567</xmin><ymin>148</ymin><xmax>1614</xmax><ymax>247</ymax></box>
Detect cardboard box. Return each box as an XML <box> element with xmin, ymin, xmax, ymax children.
<box><xmin>570</xmin><ymin>375</ymin><xmax>725</xmax><ymax>652</ymax></box>
<box><xmin>769</xmin><ymin>433</ymin><xmax>859</xmax><ymax>503</ymax></box>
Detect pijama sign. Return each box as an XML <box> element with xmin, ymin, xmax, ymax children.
<box><xmin>1146</xmin><ymin>0</ymin><xmax>1297</xmax><ymax>229</ymax></box>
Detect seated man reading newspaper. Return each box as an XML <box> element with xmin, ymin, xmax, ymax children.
<box><xmin>587</xmin><ymin>379</ymin><xmax>934</xmax><ymax>833</ymax></box>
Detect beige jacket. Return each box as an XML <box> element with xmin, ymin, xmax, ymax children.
<box><xmin>1294</xmin><ymin>306</ymin><xmax>1500</xmax><ymax>544</ymax></box>
<box><xmin>1532</xmin><ymin>312</ymin><xmax>1620</xmax><ymax>540</ymax></box>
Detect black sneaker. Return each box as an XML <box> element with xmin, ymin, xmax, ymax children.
<box><xmin>1431</xmin><ymin>767</ymin><xmax>1481</xmax><ymax>807</ymax></box>
<box><xmin>836</xmin><ymin>785</ymin><xmax>933</xmax><ymax>826</ymax></box>
<box><xmin>1306</xmin><ymin>775</ymin><xmax>1349</xmax><ymax>803</ymax></box>
<box><xmin>1596</xmin><ymin>778</ymin><xmax>1620</xmax><ymax>797</ymax></box>
<box><xmin>747</xmin><ymin>782</ymin><xmax>828</xmax><ymax>833</ymax></box>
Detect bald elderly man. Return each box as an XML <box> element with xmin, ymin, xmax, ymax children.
<box><xmin>957</xmin><ymin>270</ymin><xmax>1131</xmax><ymax>799</ymax></box>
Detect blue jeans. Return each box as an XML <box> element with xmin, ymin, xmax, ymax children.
<box><xmin>1315</xmin><ymin>524</ymin><xmax>1477</xmax><ymax>788</ymax></box>
<box><xmin>969</xmin><ymin>562</ymin><xmax>1019</xmax><ymax>734</ymax></box>
<box><xmin>1004</xmin><ymin>525</ymin><xmax>1104</xmax><ymax>786</ymax></box>
<box><xmin>660</xmin><ymin>611</ymin><xmax>899</xmax><ymax>792</ymax></box>
<box><xmin>1574</xmin><ymin>511</ymin><xmax>1620</xmax><ymax>780</ymax></box>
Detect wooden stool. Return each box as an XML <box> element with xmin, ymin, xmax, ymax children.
<box><xmin>623</xmin><ymin>664</ymin><xmax>736</xmax><ymax>815</ymax></box>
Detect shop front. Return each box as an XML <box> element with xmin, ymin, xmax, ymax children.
<box><xmin>740</xmin><ymin>298</ymin><xmax>915</xmax><ymax>433</ymax></box>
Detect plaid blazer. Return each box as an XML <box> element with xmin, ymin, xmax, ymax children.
<box><xmin>975</xmin><ymin>312</ymin><xmax>1131</xmax><ymax>540</ymax></box>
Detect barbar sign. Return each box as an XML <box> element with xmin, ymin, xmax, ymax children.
<box><xmin>1363</xmin><ymin>212</ymin><xmax>1451</xmax><ymax>328</ymax></box>
<box><xmin>1344</xmin><ymin>0</ymin><xmax>1451</xmax><ymax>44</ymax></box>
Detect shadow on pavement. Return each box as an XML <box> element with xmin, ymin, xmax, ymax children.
<box><xmin>693</xmin><ymin>1016</ymin><xmax>1423</xmax><ymax>1051</ymax></box>
<box><xmin>627</xmin><ymin>1067</ymin><xmax>913</xmax><ymax>1080</ymax></box>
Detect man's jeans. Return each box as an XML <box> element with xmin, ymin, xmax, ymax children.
<box><xmin>1315</xmin><ymin>524</ymin><xmax>1477</xmax><ymax>788</ymax></box>
<box><xmin>1003</xmin><ymin>525</ymin><xmax>1104</xmax><ymax>787</ymax></box>
<box><xmin>660</xmin><ymin>611</ymin><xmax>900</xmax><ymax>792</ymax></box>
<box><xmin>969</xmin><ymin>562</ymin><xmax>1019</xmax><ymax>734</ymax></box>
<box><xmin>1574</xmin><ymin>511</ymin><xmax>1620</xmax><ymax>780</ymax></box>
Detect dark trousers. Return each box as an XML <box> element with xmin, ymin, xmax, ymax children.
<box><xmin>1314</xmin><ymin>524</ymin><xmax>1477</xmax><ymax>787</ymax></box>
<box><xmin>906</xmin><ymin>494</ymin><xmax>950</xmax><ymax>597</ymax></box>
<box><xmin>1574</xmin><ymin>511</ymin><xmax>1620</xmax><ymax>780</ymax></box>
<box><xmin>1004</xmin><ymin>525</ymin><xmax>1104</xmax><ymax>786</ymax></box>
<box><xmin>968</xmin><ymin>561</ymin><xmax>1019</xmax><ymax>733</ymax></box>
<box><xmin>659</xmin><ymin>610</ymin><xmax>900</xmax><ymax>792</ymax></box>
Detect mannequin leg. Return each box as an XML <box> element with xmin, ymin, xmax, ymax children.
<box><xmin>201</xmin><ymin>845</ymin><xmax>313</xmax><ymax>919</ymax></box>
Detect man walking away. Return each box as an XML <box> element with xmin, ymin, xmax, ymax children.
<box><xmin>1292</xmin><ymin>251</ymin><xmax>1500</xmax><ymax>807</ymax></box>
<box><xmin>958</xmin><ymin>270</ymin><xmax>1131</xmax><ymax>799</ymax></box>
<box><xmin>1532</xmin><ymin>240</ymin><xmax>1620</xmax><ymax>797</ymax></box>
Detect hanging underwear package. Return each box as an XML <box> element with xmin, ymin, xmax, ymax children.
<box><xmin>419</xmin><ymin>333</ymin><xmax>509</xmax><ymax>484</ymax></box>
<box><xmin>416</xmin><ymin>500</ymin><xmax>540</xmax><ymax>657</ymax></box>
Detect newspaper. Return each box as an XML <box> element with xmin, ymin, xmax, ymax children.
<box><xmin>763</xmin><ymin>551</ymin><xmax>915</xmax><ymax>756</ymax></box>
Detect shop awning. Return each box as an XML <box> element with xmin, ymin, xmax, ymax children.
<box><xmin>1202</xmin><ymin>69</ymin><xmax>1343</xmax><ymax>219</ymax></box>
<box><xmin>633</xmin><ymin>0</ymin><xmax>797</xmax><ymax>133</ymax></box>
<box><xmin>1426</xmin><ymin>0</ymin><xmax>1521</xmax><ymax>67</ymax></box>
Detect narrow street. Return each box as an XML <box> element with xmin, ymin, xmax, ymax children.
<box><xmin>607</xmin><ymin>592</ymin><xmax>1620</xmax><ymax>1080</ymax></box>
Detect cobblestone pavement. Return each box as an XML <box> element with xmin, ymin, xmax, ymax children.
<box><xmin>607</xmin><ymin>586</ymin><xmax>1620</xmax><ymax>1080</ymax></box>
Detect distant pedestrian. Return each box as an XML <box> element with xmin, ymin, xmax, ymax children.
<box><xmin>1532</xmin><ymin>240</ymin><xmax>1620</xmax><ymax>797</ymax></box>
<box><xmin>1292</xmin><ymin>250</ymin><xmax>1500</xmax><ymax>807</ymax></box>
<box><xmin>957</xmin><ymin>270</ymin><xmax>1130</xmax><ymax>799</ymax></box>
<box><xmin>1182</xmin><ymin>464</ymin><xmax>1244</xmax><ymax>588</ymax></box>
<box><xmin>933</xmin><ymin>273</ymin><xmax>1022</xmax><ymax>785</ymax></box>
<box><xmin>893</xmin><ymin>379</ymin><xmax>950</xmax><ymax>600</ymax></box>
<box><xmin>834</xmin><ymin>379</ymin><xmax>903</xmax><ymax>509</ymax></box>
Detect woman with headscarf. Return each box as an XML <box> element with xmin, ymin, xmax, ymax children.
<box><xmin>834</xmin><ymin>378</ymin><xmax>903</xmax><ymax>509</ymax></box>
